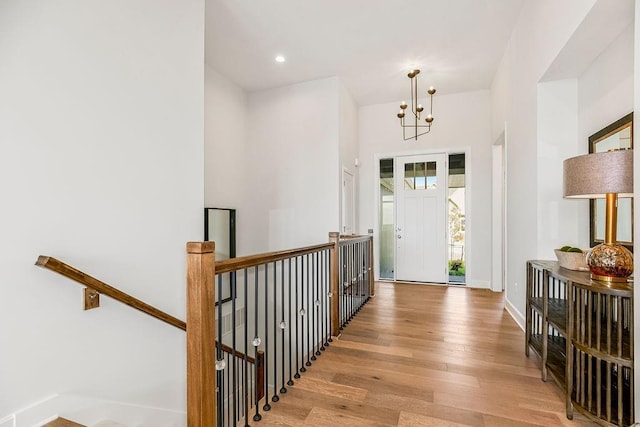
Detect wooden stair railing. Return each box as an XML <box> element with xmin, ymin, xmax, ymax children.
<box><xmin>36</xmin><ymin>251</ymin><xmax>265</xmax><ymax>427</ymax></box>
<box><xmin>36</xmin><ymin>255</ymin><xmax>185</xmax><ymax>329</ymax></box>
<box><xmin>35</xmin><ymin>255</ymin><xmax>262</xmax><ymax>363</ymax></box>
<box><xmin>36</xmin><ymin>233</ymin><xmax>374</xmax><ymax>427</ymax></box>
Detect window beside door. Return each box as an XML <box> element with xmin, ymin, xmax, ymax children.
<box><xmin>379</xmin><ymin>158</ymin><xmax>394</xmax><ymax>279</ymax></box>
<box><xmin>448</xmin><ymin>153</ymin><xmax>466</xmax><ymax>284</ymax></box>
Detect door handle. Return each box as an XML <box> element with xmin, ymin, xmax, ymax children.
<box><xmin>397</xmin><ymin>235</ymin><xmax>402</xmax><ymax>239</ymax></box>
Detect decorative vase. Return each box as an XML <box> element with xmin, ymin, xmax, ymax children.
<box><xmin>586</xmin><ymin>243</ymin><xmax>633</xmax><ymax>282</ymax></box>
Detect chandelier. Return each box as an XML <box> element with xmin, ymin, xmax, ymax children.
<box><xmin>396</xmin><ymin>69</ymin><xmax>436</xmax><ymax>141</ymax></box>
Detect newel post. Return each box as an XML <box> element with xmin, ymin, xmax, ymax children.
<box><xmin>329</xmin><ymin>232</ymin><xmax>340</xmax><ymax>337</ymax></box>
<box><xmin>368</xmin><ymin>230</ymin><xmax>375</xmax><ymax>298</ymax></box>
<box><xmin>186</xmin><ymin>242</ymin><xmax>216</xmax><ymax>427</ymax></box>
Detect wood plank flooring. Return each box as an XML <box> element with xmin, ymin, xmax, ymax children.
<box><xmin>254</xmin><ymin>282</ymin><xmax>597</xmax><ymax>426</ymax></box>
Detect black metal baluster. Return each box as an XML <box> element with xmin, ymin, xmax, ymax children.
<box><xmin>325</xmin><ymin>249</ymin><xmax>330</xmax><ymax>343</ymax></box>
<box><xmin>271</xmin><ymin>262</ymin><xmax>279</xmax><ymax>403</ymax></box>
<box><xmin>346</xmin><ymin>244</ymin><xmax>351</xmax><ymax>323</ymax></box>
<box><xmin>315</xmin><ymin>252</ymin><xmax>321</xmax><ymax>357</ymax></box>
<box><xmin>322</xmin><ymin>250</ymin><xmax>329</xmax><ymax>350</ymax></box>
<box><xmin>217</xmin><ymin>274</ymin><xmax>224</xmax><ymax>427</ymax></box>
<box><xmin>365</xmin><ymin>240</ymin><xmax>370</xmax><ymax>301</ymax></box>
<box><xmin>231</xmin><ymin>272</ymin><xmax>238</xmax><ymax>425</ymax></box>
<box><xmin>358</xmin><ymin>241</ymin><xmax>362</xmax><ymax>311</ymax></box>
<box><xmin>243</xmin><ymin>268</ymin><xmax>249</xmax><ymax>427</ymax></box>
<box><xmin>253</xmin><ymin>266</ymin><xmax>261</xmax><ymax>422</ymax></box>
<box><xmin>263</xmin><ymin>263</ymin><xmax>271</xmax><ymax>411</ymax></box>
<box><xmin>280</xmin><ymin>259</ymin><xmax>287</xmax><ymax>394</ymax></box>
<box><xmin>300</xmin><ymin>255</ymin><xmax>307</xmax><ymax>373</ymax></box>
<box><xmin>247</xmin><ymin>360</ymin><xmax>252</xmax><ymax>412</ymax></box>
<box><xmin>287</xmin><ymin>257</ymin><xmax>294</xmax><ymax>386</ymax></box>
<box><xmin>344</xmin><ymin>245</ymin><xmax>352</xmax><ymax>326</ymax></box>
<box><xmin>311</xmin><ymin>252</ymin><xmax>317</xmax><ymax>361</ymax></box>
<box><xmin>327</xmin><ymin>248</ymin><xmax>333</xmax><ymax>345</ymax></box>
<box><xmin>340</xmin><ymin>244</ymin><xmax>345</xmax><ymax>330</ymax></box>
<box><xmin>352</xmin><ymin>243</ymin><xmax>356</xmax><ymax>318</ymax></box>
<box><xmin>354</xmin><ymin>243</ymin><xmax>357</xmax><ymax>317</ymax></box>
<box><xmin>305</xmin><ymin>253</ymin><xmax>312</xmax><ymax>367</ymax></box>
<box><xmin>321</xmin><ymin>250</ymin><xmax>327</xmax><ymax>350</ymax></box>
<box><xmin>226</xmin><ymin>351</ymin><xmax>230</xmax><ymax>427</ymax></box>
<box><xmin>294</xmin><ymin>256</ymin><xmax>301</xmax><ymax>379</ymax></box>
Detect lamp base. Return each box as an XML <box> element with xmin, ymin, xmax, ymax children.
<box><xmin>587</xmin><ymin>243</ymin><xmax>633</xmax><ymax>283</ymax></box>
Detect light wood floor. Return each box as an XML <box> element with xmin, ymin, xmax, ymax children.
<box><xmin>255</xmin><ymin>282</ymin><xmax>597</xmax><ymax>426</ymax></box>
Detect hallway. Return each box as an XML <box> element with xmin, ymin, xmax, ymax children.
<box><xmin>256</xmin><ymin>282</ymin><xmax>595</xmax><ymax>426</ymax></box>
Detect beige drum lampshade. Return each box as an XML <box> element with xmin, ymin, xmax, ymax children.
<box><xmin>563</xmin><ymin>150</ymin><xmax>633</xmax><ymax>198</ymax></box>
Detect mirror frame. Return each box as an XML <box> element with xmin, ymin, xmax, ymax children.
<box><xmin>204</xmin><ymin>207</ymin><xmax>236</xmax><ymax>259</ymax></box>
<box><xmin>204</xmin><ymin>207</ymin><xmax>237</xmax><ymax>305</ymax></box>
<box><xmin>588</xmin><ymin>112</ymin><xmax>634</xmax><ymax>252</ymax></box>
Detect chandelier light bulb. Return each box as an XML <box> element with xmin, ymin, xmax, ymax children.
<box><xmin>426</xmin><ymin>114</ymin><xmax>434</xmax><ymax>123</ymax></box>
<box><xmin>400</xmin><ymin>101</ymin><xmax>407</xmax><ymax>109</ymax></box>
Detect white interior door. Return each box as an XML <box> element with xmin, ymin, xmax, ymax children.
<box><xmin>395</xmin><ymin>153</ymin><xmax>447</xmax><ymax>283</ymax></box>
<box><xmin>342</xmin><ymin>168</ymin><xmax>355</xmax><ymax>235</ymax></box>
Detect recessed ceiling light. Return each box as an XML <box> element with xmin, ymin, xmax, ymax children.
<box><xmin>275</xmin><ymin>55</ymin><xmax>286</xmax><ymax>63</ymax></box>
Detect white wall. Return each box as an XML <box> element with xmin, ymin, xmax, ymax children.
<box><xmin>577</xmin><ymin>23</ymin><xmax>635</xmax><ymax>249</ymax></box>
<box><xmin>490</xmin><ymin>0</ymin><xmax>597</xmax><ymax>318</ymax></box>
<box><xmin>0</xmin><ymin>0</ymin><xmax>204</xmax><ymax>418</ymax></box>
<box><xmin>243</xmin><ymin>77</ymin><xmax>341</xmax><ymax>254</ymax></box>
<box><xmin>579</xmin><ymin>23</ymin><xmax>634</xmax><ymax>151</ymax></box>
<box><xmin>204</xmin><ymin>66</ymin><xmax>251</xmax><ymax>254</ymax></box>
<box><xmin>339</xmin><ymin>83</ymin><xmax>360</xmax><ymax>233</ymax></box>
<box><xmin>205</xmin><ymin>66</ymin><xmax>248</xmax><ymax>211</ymax></box>
<box><xmin>358</xmin><ymin>90</ymin><xmax>493</xmax><ymax>288</ymax></box>
<box><xmin>536</xmin><ymin>79</ymin><xmax>580</xmax><ymax>258</ymax></box>
<box><xmin>493</xmin><ymin>0</ymin><xmax>634</xmax><ymax>321</ymax></box>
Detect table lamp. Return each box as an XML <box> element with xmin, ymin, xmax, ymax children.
<box><xmin>563</xmin><ymin>149</ymin><xmax>634</xmax><ymax>282</ymax></box>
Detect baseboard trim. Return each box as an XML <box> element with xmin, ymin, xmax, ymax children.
<box><xmin>469</xmin><ymin>279</ymin><xmax>491</xmax><ymax>289</ymax></box>
<box><xmin>504</xmin><ymin>297</ymin><xmax>525</xmax><ymax>331</ymax></box>
<box><xmin>8</xmin><ymin>394</ymin><xmax>185</xmax><ymax>427</ymax></box>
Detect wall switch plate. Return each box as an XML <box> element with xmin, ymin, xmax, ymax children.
<box><xmin>84</xmin><ymin>287</ymin><xmax>100</xmax><ymax>310</ymax></box>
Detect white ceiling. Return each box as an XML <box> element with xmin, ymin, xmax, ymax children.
<box><xmin>205</xmin><ymin>0</ymin><xmax>525</xmax><ymax>106</ymax></box>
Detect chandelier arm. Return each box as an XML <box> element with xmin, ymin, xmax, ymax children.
<box><xmin>414</xmin><ymin>74</ymin><xmax>420</xmax><ymax>119</ymax></box>
<box><xmin>402</xmin><ymin>127</ymin><xmax>432</xmax><ymax>141</ymax></box>
<box><xmin>400</xmin><ymin>124</ymin><xmax>433</xmax><ymax>129</ymax></box>
<box><xmin>430</xmin><ymin>91</ymin><xmax>434</xmax><ymax>117</ymax></box>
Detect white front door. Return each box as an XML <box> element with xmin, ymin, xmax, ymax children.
<box><xmin>395</xmin><ymin>153</ymin><xmax>447</xmax><ymax>283</ymax></box>
<box><xmin>342</xmin><ymin>169</ymin><xmax>355</xmax><ymax>235</ymax></box>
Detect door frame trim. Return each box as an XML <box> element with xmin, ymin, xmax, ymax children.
<box><xmin>373</xmin><ymin>146</ymin><xmax>471</xmax><ymax>283</ymax></box>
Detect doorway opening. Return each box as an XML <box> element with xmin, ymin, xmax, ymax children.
<box><xmin>378</xmin><ymin>153</ymin><xmax>467</xmax><ymax>284</ymax></box>
<box><xmin>448</xmin><ymin>153</ymin><xmax>466</xmax><ymax>284</ymax></box>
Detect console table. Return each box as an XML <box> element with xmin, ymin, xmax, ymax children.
<box><xmin>526</xmin><ymin>260</ymin><xmax>634</xmax><ymax>426</ymax></box>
